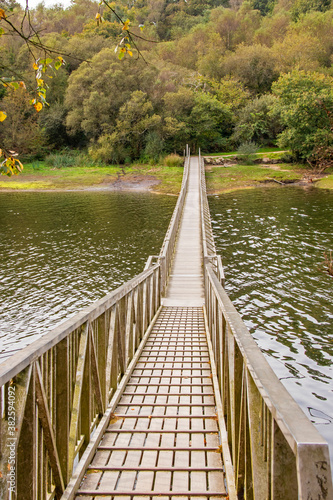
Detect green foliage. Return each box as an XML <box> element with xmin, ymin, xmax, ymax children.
<box><xmin>237</xmin><ymin>141</ymin><xmax>259</xmax><ymax>163</ymax></box>
<box><xmin>291</xmin><ymin>0</ymin><xmax>331</xmax><ymax>21</ymax></box>
<box><xmin>0</xmin><ymin>87</ymin><xmax>46</xmax><ymax>155</ymax></box>
<box><xmin>190</xmin><ymin>92</ymin><xmax>233</xmax><ymax>151</ymax></box>
<box><xmin>144</xmin><ymin>132</ymin><xmax>165</xmax><ymax>161</ymax></box>
<box><xmin>3</xmin><ymin>0</ymin><xmax>333</xmax><ymax>167</ymax></box>
<box><xmin>90</xmin><ymin>91</ymin><xmax>162</xmax><ymax>163</ymax></box>
<box><xmin>232</xmin><ymin>94</ymin><xmax>282</xmax><ymax>145</ymax></box>
<box><xmin>45</xmin><ymin>151</ymin><xmax>77</xmax><ymax>168</ymax></box>
<box><xmin>221</xmin><ymin>43</ymin><xmax>279</xmax><ymax>95</ymax></box>
<box><xmin>249</xmin><ymin>0</ymin><xmax>276</xmax><ymax>15</ymax></box>
<box><xmin>271</xmin><ymin>70</ymin><xmax>333</xmax><ymax>161</ymax></box>
<box><xmin>164</xmin><ymin>153</ymin><xmax>184</xmax><ymax>168</ymax></box>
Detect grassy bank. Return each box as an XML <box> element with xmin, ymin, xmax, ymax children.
<box><xmin>0</xmin><ymin>162</ymin><xmax>184</xmax><ymax>195</ymax></box>
<box><xmin>206</xmin><ymin>163</ymin><xmax>309</xmax><ymax>193</ymax></box>
<box><xmin>0</xmin><ymin>159</ymin><xmax>332</xmax><ymax>195</ymax></box>
<box><xmin>315</xmin><ymin>174</ymin><xmax>333</xmax><ymax>190</ymax></box>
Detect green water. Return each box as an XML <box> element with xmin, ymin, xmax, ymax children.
<box><xmin>0</xmin><ymin>191</ymin><xmax>175</xmax><ymax>356</ymax></box>
<box><xmin>209</xmin><ymin>186</ymin><xmax>333</xmax><ymax>462</ymax></box>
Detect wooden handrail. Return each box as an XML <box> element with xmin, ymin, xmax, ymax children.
<box><xmin>0</xmin><ymin>262</ymin><xmax>161</xmax><ymax>499</ymax></box>
<box><xmin>199</xmin><ymin>146</ymin><xmax>333</xmax><ymax>497</ymax></box>
<box><xmin>159</xmin><ymin>150</ymin><xmax>190</xmax><ymax>294</ymax></box>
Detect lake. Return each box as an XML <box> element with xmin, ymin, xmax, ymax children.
<box><xmin>209</xmin><ymin>186</ymin><xmax>333</xmax><ymax>463</ymax></box>
<box><xmin>0</xmin><ymin>191</ymin><xmax>176</xmax><ymax>357</ymax></box>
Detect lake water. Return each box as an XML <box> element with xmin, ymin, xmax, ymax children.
<box><xmin>0</xmin><ymin>191</ymin><xmax>176</xmax><ymax>357</ymax></box>
<box><xmin>209</xmin><ymin>186</ymin><xmax>333</xmax><ymax>464</ymax></box>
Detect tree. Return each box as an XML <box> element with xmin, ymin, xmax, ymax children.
<box><xmin>291</xmin><ymin>0</ymin><xmax>331</xmax><ymax>21</ymax></box>
<box><xmin>221</xmin><ymin>43</ymin><xmax>278</xmax><ymax>94</ymax></box>
<box><xmin>272</xmin><ymin>31</ymin><xmax>326</xmax><ymax>73</ymax></box>
<box><xmin>231</xmin><ymin>93</ymin><xmax>282</xmax><ymax>145</ymax></box>
<box><xmin>189</xmin><ymin>92</ymin><xmax>234</xmax><ymax>151</ymax></box>
<box><xmin>90</xmin><ymin>90</ymin><xmax>161</xmax><ymax>163</ymax></box>
<box><xmin>65</xmin><ymin>48</ymin><xmax>158</xmax><ymax>140</ymax></box>
<box><xmin>0</xmin><ymin>86</ymin><xmax>45</xmax><ymax>155</ymax></box>
<box><xmin>271</xmin><ymin>70</ymin><xmax>333</xmax><ymax>161</ymax></box>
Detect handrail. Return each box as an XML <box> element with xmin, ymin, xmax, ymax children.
<box><xmin>0</xmin><ymin>262</ymin><xmax>161</xmax><ymax>499</ymax></box>
<box><xmin>198</xmin><ymin>149</ymin><xmax>225</xmax><ymax>285</ymax></box>
<box><xmin>0</xmin><ymin>146</ymin><xmax>192</xmax><ymax>500</ymax></box>
<box><xmin>159</xmin><ymin>149</ymin><xmax>190</xmax><ymax>293</ymax></box>
<box><xmin>199</xmin><ymin>151</ymin><xmax>333</xmax><ymax>498</ymax></box>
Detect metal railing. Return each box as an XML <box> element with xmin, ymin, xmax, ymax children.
<box><xmin>199</xmin><ymin>151</ymin><xmax>333</xmax><ymax>499</ymax></box>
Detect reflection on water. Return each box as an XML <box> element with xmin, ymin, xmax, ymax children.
<box><xmin>209</xmin><ymin>186</ymin><xmax>333</xmax><ymax>465</ymax></box>
<box><xmin>0</xmin><ymin>191</ymin><xmax>175</xmax><ymax>356</ymax></box>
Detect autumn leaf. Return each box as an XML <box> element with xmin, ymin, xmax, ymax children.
<box><xmin>34</xmin><ymin>102</ymin><xmax>43</xmax><ymax>112</ymax></box>
<box><xmin>122</xmin><ymin>19</ymin><xmax>130</xmax><ymax>31</ymax></box>
<box><xmin>0</xmin><ymin>111</ymin><xmax>7</xmax><ymax>122</ymax></box>
<box><xmin>0</xmin><ymin>8</ymin><xmax>6</xmax><ymax>19</ymax></box>
<box><xmin>33</xmin><ymin>62</ymin><xmax>39</xmax><ymax>70</ymax></box>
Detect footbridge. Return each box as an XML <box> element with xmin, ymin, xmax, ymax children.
<box><xmin>0</xmin><ymin>153</ymin><xmax>332</xmax><ymax>500</ymax></box>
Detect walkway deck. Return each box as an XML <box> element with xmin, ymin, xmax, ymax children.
<box><xmin>74</xmin><ymin>159</ymin><xmax>227</xmax><ymax>498</ymax></box>
<box><xmin>163</xmin><ymin>156</ymin><xmax>204</xmax><ymax>307</ymax></box>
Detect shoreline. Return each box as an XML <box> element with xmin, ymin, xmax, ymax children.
<box><xmin>0</xmin><ymin>163</ymin><xmax>332</xmax><ymax>195</ymax></box>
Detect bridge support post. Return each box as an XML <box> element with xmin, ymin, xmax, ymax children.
<box><xmin>159</xmin><ymin>256</ymin><xmax>166</xmax><ymax>297</ymax></box>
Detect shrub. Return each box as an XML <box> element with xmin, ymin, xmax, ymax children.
<box><xmin>237</xmin><ymin>142</ymin><xmax>259</xmax><ymax>164</ymax></box>
<box><xmin>45</xmin><ymin>151</ymin><xmax>76</xmax><ymax>168</ymax></box>
<box><xmin>163</xmin><ymin>154</ymin><xmax>184</xmax><ymax>168</ymax></box>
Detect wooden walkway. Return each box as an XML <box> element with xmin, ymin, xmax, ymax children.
<box><xmin>163</xmin><ymin>156</ymin><xmax>204</xmax><ymax>307</ymax></box>
<box><xmin>74</xmin><ymin>159</ymin><xmax>227</xmax><ymax>498</ymax></box>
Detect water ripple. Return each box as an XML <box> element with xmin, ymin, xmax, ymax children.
<box><xmin>209</xmin><ymin>186</ymin><xmax>333</xmax><ymax>466</ymax></box>
<box><xmin>0</xmin><ymin>191</ymin><xmax>175</xmax><ymax>355</ymax></box>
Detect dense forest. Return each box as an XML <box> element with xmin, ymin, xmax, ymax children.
<box><xmin>1</xmin><ymin>0</ymin><xmax>333</xmax><ymax>168</ymax></box>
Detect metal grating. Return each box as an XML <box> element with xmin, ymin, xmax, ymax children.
<box><xmin>75</xmin><ymin>307</ymin><xmax>227</xmax><ymax>499</ymax></box>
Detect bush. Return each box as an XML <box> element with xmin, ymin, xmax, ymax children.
<box><xmin>144</xmin><ymin>132</ymin><xmax>165</xmax><ymax>162</ymax></box>
<box><xmin>45</xmin><ymin>151</ymin><xmax>76</xmax><ymax>168</ymax></box>
<box><xmin>237</xmin><ymin>142</ymin><xmax>259</xmax><ymax>164</ymax></box>
<box><xmin>279</xmin><ymin>152</ymin><xmax>294</xmax><ymax>163</ymax></box>
<box><xmin>163</xmin><ymin>154</ymin><xmax>184</xmax><ymax>168</ymax></box>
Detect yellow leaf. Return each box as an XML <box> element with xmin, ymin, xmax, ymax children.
<box><xmin>37</xmin><ymin>79</ymin><xmax>44</xmax><ymax>87</ymax></box>
<box><xmin>95</xmin><ymin>12</ymin><xmax>101</xmax><ymax>19</ymax></box>
<box><xmin>57</xmin><ymin>56</ymin><xmax>64</xmax><ymax>63</ymax></box>
<box><xmin>34</xmin><ymin>102</ymin><xmax>43</xmax><ymax>112</ymax></box>
<box><xmin>0</xmin><ymin>9</ymin><xmax>6</xmax><ymax>19</ymax></box>
<box><xmin>128</xmin><ymin>50</ymin><xmax>133</xmax><ymax>57</ymax></box>
<box><xmin>33</xmin><ymin>62</ymin><xmax>39</xmax><ymax>70</ymax></box>
<box><xmin>122</xmin><ymin>19</ymin><xmax>130</xmax><ymax>31</ymax></box>
<box><xmin>19</xmin><ymin>81</ymin><xmax>26</xmax><ymax>88</ymax></box>
<box><xmin>0</xmin><ymin>111</ymin><xmax>7</xmax><ymax>122</ymax></box>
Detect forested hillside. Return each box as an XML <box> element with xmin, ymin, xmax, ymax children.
<box><xmin>1</xmin><ymin>0</ymin><xmax>333</xmax><ymax>168</ymax></box>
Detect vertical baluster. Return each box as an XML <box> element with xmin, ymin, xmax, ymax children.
<box><xmin>271</xmin><ymin>419</ymin><xmax>297</xmax><ymax>499</ymax></box>
<box><xmin>55</xmin><ymin>337</ymin><xmax>70</xmax><ymax>484</ymax></box>
<box><xmin>97</xmin><ymin>313</ymin><xmax>107</xmax><ymax>409</ymax></box>
<box><xmin>17</xmin><ymin>369</ymin><xmax>36</xmax><ymax>500</ymax></box>
<box><xmin>80</xmin><ymin>324</ymin><xmax>91</xmax><ymax>459</ymax></box>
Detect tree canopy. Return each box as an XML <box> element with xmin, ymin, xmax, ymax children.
<box><xmin>1</xmin><ymin>0</ymin><xmax>333</xmax><ymax>167</ymax></box>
